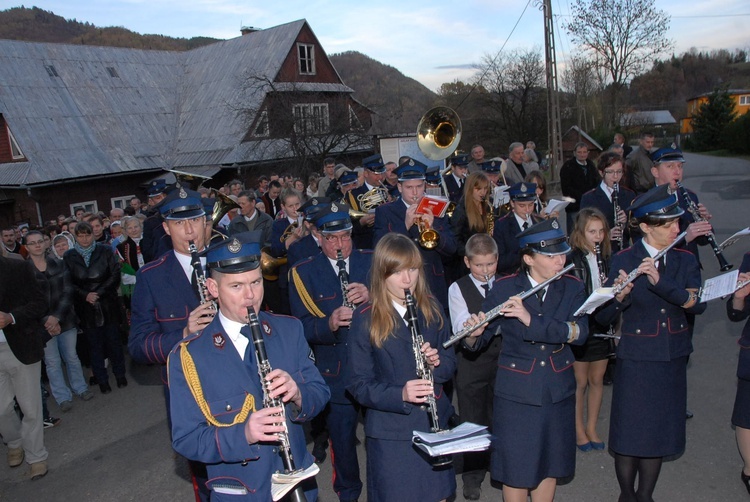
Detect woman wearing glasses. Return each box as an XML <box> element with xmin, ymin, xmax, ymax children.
<box><xmin>580</xmin><ymin>151</ymin><xmax>637</xmax><ymax>253</ymax></box>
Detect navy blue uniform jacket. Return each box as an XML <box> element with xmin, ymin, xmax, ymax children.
<box><xmin>491</xmin><ymin>213</ymin><xmax>541</xmax><ymax>276</ymax></box>
<box><xmin>470</xmin><ymin>272</ymin><xmax>588</xmax><ymax>406</ymax></box>
<box><xmin>444</xmin><ymin>174</ymin><xmax>463</xmax><ymax>203</ymax></box>
<box><xmin>347</xmin><ymin>303</ymin><xmax>456</xmax><ymax>440</ymax></box>
<box><xmin>168</xmin><ymin>311</ymin><xmax>330</xmax><ymax>501</ymax></box>
<box><xmin>580</xmin><ymin>184</ymin><xmax>636</xmax><ymax>248</ymax></box>
<box><xmin>289</xmin><ymin>250</ymin><xmax>372</xmax><ymax>403</ymax></box>
<box><xmin>596</xmin><ymin>240</ymin><xmax>706</xmax><ymax>361</ymax></box>
<box><xmin>373</xmin><ymin>199</ymin><xmax>458</xmax><ymax>307</ymax></box>
<box><xmin>129</xmin><ymin>252</ymin><xmax>199</xmax><ymax>366</ymax></box>
<box><xmin>729</xmin><ymin>252</ymin><xmax>750</xmax><ymax>379</ymax></box>
<box><xmin>286</xmin><ymin>234</ymin><xmax>320</xmax><ymax>269</ymax></box>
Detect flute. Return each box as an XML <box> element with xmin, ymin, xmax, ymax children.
<box><xmin>611</xmin><ymin>231</ymin><xmax>687</xmax><ymax>296</ymax></box>
<box><xmin>443</xmin><ymin>264</ymin><xmax>575</xmax><ymax>348</ymax></box>
<box><xmin>246</xmin><ymin>307</ymin><xmax>307</xmax><ymax>502</ymax></box>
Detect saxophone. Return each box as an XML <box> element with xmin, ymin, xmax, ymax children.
<box><xmin>404</xmin><ymin>289</ymin><xmax>452</xmax><ymax>467</ymax></box>
<box><xmin>336</xmin><ymin>250</ymin><xmax>354</xmax><ymax>309</ymax></box>
<box><xmin>246</xmin><ymin>308</ymin><xmax>308</xmax><ymax>502</ymax></box>
<box><xmin>485</xmin><ymin>199</ymin><xmax>495</xmax><ymax>235</ymax></box>
<box><xmin>188</xmin><ymin>240</ymin><xmax>216</xmax><ymax>310</ymax></box>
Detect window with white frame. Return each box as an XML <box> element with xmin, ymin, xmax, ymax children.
<box><xmin>111</xmin><ymin>195</ymin><xmax>136</xmax><ymax>210</ymax></box>
<box><xmin>298</xmin><ymin>44</ymin><xmax>316</xmax><ymax>75</ymax></box>
<box><xmin>69</xmin><ymin>200</ymin><xmax>98</xmax><ymax>217</ymax></box>
<box><xmin>740</xmin><ymin>95</ymin><xmax>750</xmax><ymax>106</ymax></box>
<box><xmin>292</xmin><ymin>103</ymin><xmax>329</xmax><ymax>134</ymax></box>
<box><xmin>7</xmin><ymin>128</ymin><xmax>24</xmax><ymax>160</ymax></box>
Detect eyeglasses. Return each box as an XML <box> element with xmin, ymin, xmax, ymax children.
<box><xmin>603</xmin><ymin>170</ymin><xmax>623</xmax><ymax>175</ymax></box>
<box><xmin>323</xmin><ymin>233</ymin><xmax>352</xmax><ymax>243</ymax></box>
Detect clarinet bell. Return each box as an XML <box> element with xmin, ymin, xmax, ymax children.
<box><xmin>431</xmin><ymin>454</ymin><xmax>453</xmax><ymax>468</ymax></box>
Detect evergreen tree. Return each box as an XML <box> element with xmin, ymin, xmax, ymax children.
<box><xmin>691</xmin><ymin>89</ymin><xmax>738</xmax><ymax>151</ymax></box>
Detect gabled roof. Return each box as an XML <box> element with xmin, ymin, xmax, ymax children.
<box><xmin>0</xmin><ymin>19</ymin><xmax>351</xmax><ymax>187</ymax></box>
<box><xmin>562</xmin><ymin>125</ymin><xmax>603</xmax><ymax>151</ymax></box>
<box><xmin>687</xmin><ymin>89</ymin><xmax>750</xmax><ymax>101</ymax></box>
<box><xmin>619</xmin><ymin>110</ymin><xmax>676</xmax><ymax>126</ymax></box>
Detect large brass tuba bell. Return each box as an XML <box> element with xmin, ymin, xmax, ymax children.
<box><xmin>260</xmin><ymin>246</ymin><xmax>288</xmax><ymax>281</ymax></box>
<box><xmin>416</xmin><ymin>107</ymin><xmax>462</xmax><ymax>161</ymax></box>
<box><xmin>208</xmin><ymin>188</ymin><xmax>240</xmax><ymax>228</ymax></box>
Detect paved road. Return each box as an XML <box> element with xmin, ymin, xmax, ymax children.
<box><xmin>1</xmin><ymin>152</ymin><xmax>748</xmax><ymax>501</ymax></box>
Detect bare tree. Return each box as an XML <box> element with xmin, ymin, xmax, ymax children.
<box><xmin>565</xmin><ymin>0</ymin><xmax>673</xmax><ymax>125</ymax></box>
<box><xmin>560</xmin><ymin>56</ymin><xmax>603</xmax><ymax>130</ymax></box>
<box><xmin>473</xmin><ymin>47</ymin><xmax>548</xmax><ymax>150</ymax></box>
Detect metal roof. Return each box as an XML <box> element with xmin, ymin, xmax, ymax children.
<box><xmin>619</xmin><ymin>110</ymin><xmax>677</xmax><ymax>126</ymax></box>
<box><xmin>0</xmin><ymin>19</ymin><xmax>344</xmax><ymax>187</ymax></box>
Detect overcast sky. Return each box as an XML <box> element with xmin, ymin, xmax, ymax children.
<box><xmin>2</xmin><ymin>0</ymin><xmax>749</xmax><ymax>91</ymax></box>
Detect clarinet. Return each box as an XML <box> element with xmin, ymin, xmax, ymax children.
<box><xmin>611</xmin><ymin>231</ymin><xmax>687</xmax><ymax>295</ymax></box>
<box><xmin>246</xmin><ymin>307</ymin><xmax>307</xmax><ymax>502</ymax></box>
<box><xmin>188</xmin><ymin>240</ymin><xmax>216</xmax><ymax>310</ymax></box>
<box><xmin>336</xmin><ymin>250</ymin><xmax>354</xmax><ymax>309</ymax></box>
<box><xmin>675</xmin><ymin>182</ymin><xmax>732</xmax><ymax>271</ymax></box>
<box><xmin>404</xmin><ymin>289</ymin><xmax>452</xmax><ymax>467</ymax></box>
<box><xmin>594</xmin><ymin>243</ymin><xmax>608</xmax><ymax>287</ymax></box>
<box><xmin>612</xmin><ymin>183</ymin><xmax>624</xmax><ymax>249</ymax></box>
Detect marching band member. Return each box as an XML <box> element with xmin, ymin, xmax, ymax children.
<box><xmin>267</xmin><ymin>188</ymin><xmax>305</xmax><ymax>314</ymax></box>
<box><xmin>492</xmin><ymin>182</ymin><xmax>543</xmax><ymax>276</ymax></box>
<box><xmin>580</xmin><ymin>151</ymin><xmax>636</xmax><ymax>252</ymax></box>
<box><xmin>168</xmin><ymin>236</ymin><xmax>330</xmax><ymax>501</ymax></box>
<box><xmin>289</xmin><ymin>202</ymin><xmax>372</xmax><ymax>502</ymax></box>
<box><xmin>566</xmin><ymin>208</ymin><xmax>614</xmax><ymax>452</ymax></box>
<box><xmin>595</xmin><ymin>184</ymin><xmax>706</xmax><ymax>502</ymax></box>
<box><xmin>443</xmin><ymin>154</ymin><xmax>469</xmax><ymax>204</ymax></box>
<box><xmin>464</xmin><ymin>218</ymin><xmax>587</xmax><ymax>502</ymax></box>
<box><xmin>373</xmin><ymin>159</ymin><xmax>458</xmax><ymax>309</ymax></box>
<box><xmin>449</xmin><ymin>172</ymin><xmax>493</xmax><ymax>259</ymax></box>
<box><xmin>447</xmin><ymin>233</ymin><xmax>500</xmax><ymax>500</ymax></box>
<box><xmin>349</xmin><ymin>154</ymin><xmax>387</xmax><ymax>249</ymax></box>
<box><xmin>728</xmin><ymin>252</ymin><xmax>750</xmax><ymax>494</ymax></box>
<box><xmin>347</xmin><ymin>233</ymin><xmax>456</xmax><ymax>502</ymax></box>
<box><xmin>286</xmin><ymin>197</ymin><xmax>329</xmax><ymax>268</ymax></box>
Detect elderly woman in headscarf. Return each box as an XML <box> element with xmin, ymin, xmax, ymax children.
<box><xmin>116</xmin><ymin>216</ymin><xmax>144</xmax><ymax>324</ymax></box>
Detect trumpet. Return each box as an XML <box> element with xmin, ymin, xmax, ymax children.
<box><xmin>443</xmin><ymin>264</ymin><xmax>575</xmax><ymax>348</ymax></box>
<box><xmin>676</xmin><ymin>181</ymin><xmax>732</xmax><ymax>271</ymax></box>
<box><xmin>415</xmin><ymin>215</ymin><xmax>440</xmax><ymax>249</ymax></box>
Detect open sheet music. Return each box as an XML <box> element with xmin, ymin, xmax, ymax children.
<box><xmin>720</xmin><ymin>226</ymin><xmax>750</xmax><ymax>250</ymax></box>
<box><xmin>271</xmin><ymin>463</ymin><xmax>319</xmax><ymax>501</ymax></box>
<box><xmin>412</xmin><ymin>422</ymin><xmax>492</xmax><ymax>457</ymax></box>
<box><xmin>543</xmin><ymin>197</ymin><xmax>573</xmax><ymax>216</ymax></box>
<box><xmin>574</xmin><ymin>288</ymin><xmax>615</xmax><ymax>316</ymax></box>
<box><xmin>700</xmin><ymin>270</ymin><xmax>740</xmax><ymax>303</ymax></box>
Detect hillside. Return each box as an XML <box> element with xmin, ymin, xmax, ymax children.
<box><xmin>0</xmin><ymin>6</ymin><xmax>435</xmax><ymax>135</ymax></box>
<box><xmin>330</xmin><ymin>51</ymin><xmax>437</xmax><ymax>135</ymax></box>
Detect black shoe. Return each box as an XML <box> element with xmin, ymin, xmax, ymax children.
<box><xmin>603</xmin><ymin>376</ymin><xmax>613</xmax><ymax>386</ymax></box>
<box><xmin>686</xmin><ymin>409</ymin><xmax>694</xmax><ymax>419</ymax></box>
<box><xmin>89</xmin><ymin>376</ymin><xmax>97</xmax><ymax>386</ymax></box>
<box><xmin>99</xmin><ymin>383</ymin><xmax>112</xmax><ymax>394</ymax></box>
<box><xmin>312</xmin><ymin>441</ymin><xmax>328</xmax><ymax>464</ymax></box>
<box><xmin>116</xmin><ymin>377</ymin><xmax>128</xmax><ymax>388</ymax></box>
<box><xmin>741</xmin><ymin>471</ymin><xmax>750</xmax><ymax>495</ymax></box>
<box><xmin>463</xmin><ymin>483</ymin><xmax>481</xmax><ymax>500</ymax></box>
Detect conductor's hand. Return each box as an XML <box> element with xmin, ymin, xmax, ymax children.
<box><xmin>244</xmin><ymin>406</ymin><xmax>286</xmax><ymax>444</ymax></box>
<box><xmin>402</xmin><ymin>378</ymin><xmax>433</xmax><ymax>405</ymax></box>
<box><xmin>500</xmin><ymin>295</ymin><xmax>531</xmax><ymax>326</ymax></box>
<box><xmin>613</xmin><ymin>269</ymin><xmax>634</xmax><ymax>302</ymax></box>
<box><xmin>638</xmin><ymin>257</ymin><xmax>660</xmax><ymax>286</ymax></box>
<box><xmin>183</xmin><ymin>302</ymin><xmax>216</xmax><ymax>338</ymax></box>
<box><xmin>686</xmin><ymin>221</ymin><xmax>712</xmax><ymax>243</ymax></box>
<box><xmin>420</xmin><ymin>342</ymin><xmax>440</xmax><ymax>370</ymax></box>
<box><xmin>265</xmin><ymin>368</ymin><xmax>301</xmax><ymax>408</ymax></box>
<box><xmin>329</xmin><ymin>305</ymin><xmax>353</xmax><ymax>331</ymax></box>
<box><xmin>345</xmin><ymin>282</ymin><xmax>369</xmax><ymax>305</ymax></box>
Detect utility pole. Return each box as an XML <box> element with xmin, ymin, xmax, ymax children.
<box><xmin>541</xmin><ymin>0</ymin><xmax>563</xmax><ymax>185</ymax></box>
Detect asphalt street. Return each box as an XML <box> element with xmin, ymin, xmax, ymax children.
<box><xmin>1</xmin><ymin>152</ymin><xmax>748</xmax><ymax>501</ymax></box>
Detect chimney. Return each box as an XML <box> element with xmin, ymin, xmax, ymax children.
<box><xmin>241</xmin><ymin>26</ymin><xmax>261</xmax><ymax>36</ymax></box>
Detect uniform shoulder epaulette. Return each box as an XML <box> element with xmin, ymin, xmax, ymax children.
<box><xmin>293</xmin><ymin>255</ymin><xmax>316</xmax><ymax>269</ymax></box>
<box><xmin>563</xmin><ymin>273</ymin><xmax>583</xmax><ymax>283</ymax></box>
<box><xmin>673</xmin><ymin>247</ymin><xmax>694</xmax><ymax>256</ymax></box>
<box><xmin>140</xmin><ymin>254</ymin><xmax>168</xmax><ymax>273</ymax></box>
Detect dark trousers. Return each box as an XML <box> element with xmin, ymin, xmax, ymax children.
<box><xmin>456</xmin><ymin>337</ymin><xmax>502</xmax><ymax>487</ymax></box>
<box><xmin>85</xmin><ymin>323</ymin><xmax>126</xmax><ymax>384</ymax></box>
<box><xmin>327</xmin><ymin>401</ymin><xmax>362</xmax><ymax>501</ymax></box>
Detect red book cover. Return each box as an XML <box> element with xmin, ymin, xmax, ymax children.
<box><xmin>416</xmin><ymin>195</ymin><xmax>450</xmax><ymax>218</ymax></box>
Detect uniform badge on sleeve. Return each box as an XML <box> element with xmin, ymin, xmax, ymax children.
<box><xmin>308</xmin><ymin>347</ymin><xmax>316</xmax><ymax>362</ymax></box>
<box><xmin>213</xmin><ymin>333</ymin><xmax>226</xmax><ymax>349</ymax></box>
<box><xmin>262</xmin><ymin>321</ymin><xmax>272</xmax><ymax>335</ymax></box>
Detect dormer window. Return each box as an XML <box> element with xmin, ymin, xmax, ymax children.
<box><xmin>8</xmin><ymin>128</ymin><xmax>23</xmax><ymax>159</ymax></box>
<box><xmin>297</xmin><ymin>44</ymin><xmax>316</xmax><ymax>75</ymax></box>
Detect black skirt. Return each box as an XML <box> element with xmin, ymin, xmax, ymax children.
<box><xmin>571</xmin><ymin>333</ymin><xmax>613</xmax><ymax>362</ymax></box>
<box><xmin>732</xmin><ymin>378</ymin><xmax>750</xmax><ymax>429</ymax></box>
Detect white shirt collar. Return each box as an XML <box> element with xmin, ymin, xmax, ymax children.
<box><xmin>218</xmin><ymin>311</ymin><xmax>249</xmax><ymax>359</ymax></box>
<box><xmin>244</xmin><ymin>210</ymin><xmax>257</xmax><ymax>222</ymax></box>
<box><xmin>469</xmin><ymin>274</ymin><xmax>492</xmax><ymax>296</ymax></box>
<box><xmin>641</xmin><ymin>239</ymin><xmax>664</xmax><ymax>265</ymax></box>
<box><xmin>327</xmin><ymin>255</ymin><xmax>349</xmax><ymax>274</ymax></box>
<box><xmin>174</xmin><ymin>250</ymin><xmax>206</xmax><ymax>282</ymax></box>
<box><xmin>392</xmin><ymin>299</ymin><xmax>408</xmax><ymax>325</ymax></box>
<box><xmin>599</xmin><ymin>181</ymin><xmax>613</xmax><ymax>201</ymax></box>
<box><xmin>514</xmin><ymin>212</ymin><xmax>531</xmax><ymax>229</ymax></box>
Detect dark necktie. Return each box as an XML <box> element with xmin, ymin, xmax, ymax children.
<box><xmin>536</xmin><ymin>288</ymin><xmax>545</xmax><ymax>306</ymax></box>
<box><xmin>522</xmin><ymin>221</ymin><xmax>529</xmax><ymax>231</ymax></box>
<box><xmin>481</xmin><ymin>283</ymin><xmax>490</xmax><ymax>296</ymax></box>
<box><xmin>657</xmin><ymin>255</ymin><xmax>666</xmax><ymax>275</ymax></box>
<box><xmin>459</xmin><ymin>179</ymin><xmax>464</xmax><ymax>189</ymax></box>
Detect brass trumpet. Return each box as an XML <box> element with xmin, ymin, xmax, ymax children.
<box><xmin>416</xmin><ymin>215</ymin><xmax>440</xmax><ymax>249</ymax></box>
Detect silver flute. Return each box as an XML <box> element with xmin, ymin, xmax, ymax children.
<box><xmin>611</xmin><ymin>231</ymin><xmax>687</xmax><ymax>295</ymax></box>
<box><xmin>188</xmin><ymin>240</ymin><xmax>216</xmax><ymax>310</ymax></box>
<box><xmin>443</xmin><ymin>264</ymin><xmax>575</xmax><ymax>348</ymax></box>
